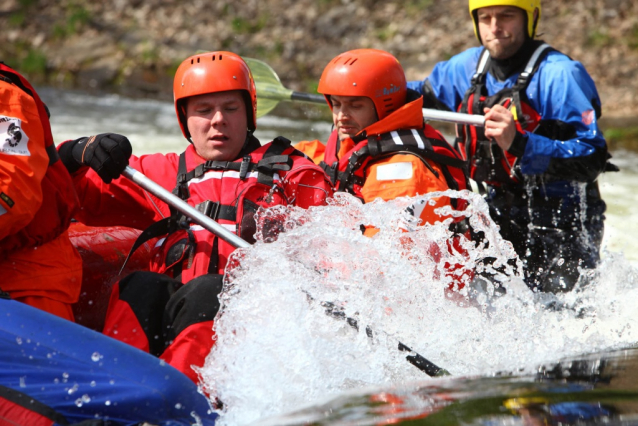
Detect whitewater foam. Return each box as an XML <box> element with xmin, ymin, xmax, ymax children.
<box><xmin>197</xmin><ymin>191</ymin><xmax>638</xmax><ymax>426</ymax></box>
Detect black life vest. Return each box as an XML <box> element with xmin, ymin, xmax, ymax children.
<box><xmin>456</xmin><ymin>43</ymin><xmax>553</xmax><ymax>185</ymax></box>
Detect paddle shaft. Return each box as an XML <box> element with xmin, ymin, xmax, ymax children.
<box><xmin>322</xmin><ymin>301</ymin><xmax>449</xmax><ymax>377</ymax></box>
<box><xmin>123</xmin><ymin>165</ymin><xmax>448</xmax><ymax>377</ymax></box>
<box><xmin>245</xmin><ymin>56</ymin><xmax>483</xmax><ymax>127</ymax></box>
<box><xmin>122</xmin><ymin>166</ymin><xmax>250</xmax><ymax>249</ymax></box>
<box><xmin>285</xmin><ymin>90</ymin><xmax>485</xmax><ymax>127</ymax></box>
<box><xmin>291</xmin><ymin>92</ymin><xmax>325</xmax><ymax>103</ymax></box>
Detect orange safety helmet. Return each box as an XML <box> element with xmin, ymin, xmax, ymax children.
<box><xmin>317</xmin><ymin>49</ymin><xmax>407</xmax><ymax>121</ymax></box>
<box><xmin>173</xmin><ymin>51</ymin><xmax>257</xmax><ymax>140</ymax></box>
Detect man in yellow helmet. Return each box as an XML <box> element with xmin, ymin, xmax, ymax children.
<box><xmin>408</xmin><ymin>0</ymin><xmax>616</xmax><ymax>293</ymax></box>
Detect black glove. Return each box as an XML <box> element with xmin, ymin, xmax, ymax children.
<box><xmin>59</xmin><ymin>133</ymin><xmax>132</xmax><ymax>183</ymax></box>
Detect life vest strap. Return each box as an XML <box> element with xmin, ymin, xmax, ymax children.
<box><xmin>46</xmin><ymin>143</ymin><xmax>60</xmax><ymax>166</ymax></box>
<box><xmin>459</xmin><ymin>43</ymin><xmax>553</xmax><ymax>184</ymax></box>
<box><xmin>119</xmin><ymin>216</ymin><xmax>176</xmax><ymax>274</ymax></box>
<box><xmin>336</xmin><ymin>129</ymin><xmax>467</xmax><ymax>194</ymax></box>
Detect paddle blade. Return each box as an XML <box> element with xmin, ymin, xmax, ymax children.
<box><xmin>244</xmin><ymin>57</ymin><xmax>294</xmax><ymax>118</ymax></box>
<box><xmin>255</xmin><ymin>96</ymin><xmax>279</xmax><ymax>118</ymax></box>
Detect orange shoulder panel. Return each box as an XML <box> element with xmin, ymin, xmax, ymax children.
<box><xmin>0</xmin><ymin>80</ymin><xmax>48</xmax><ymax>240</ymax></box>
<box><xmin>294</xmin><ymin>140</ymin><xmax>326</xmax><ymax>164</ymax></box>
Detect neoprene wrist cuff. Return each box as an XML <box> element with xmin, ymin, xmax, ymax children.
<box><xmin>507</xmin><ymin>131</ymin><xmax>527</xmax><ymax>158</ymax></box>
<box><xmin>58</xmin><ymin>138</ymin><xmax>87</xmax><ymax>174</ymax></box>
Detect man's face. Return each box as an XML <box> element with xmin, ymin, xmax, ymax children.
<box><xmin>186</xmin><ymin>90</ymin><xmax>248</xmax><ymax>161</ymax></box>
<box><xmin>477</xmin><ymin>6</ymin><xmax>527</xmax><ymax>60</ymax></box>
<box><xmin>330</xmin><ymin>95</ymin><xmax>378</xmax><ymax>142</ymax></box>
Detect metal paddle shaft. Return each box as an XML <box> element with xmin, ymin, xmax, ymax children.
<box><xmin>398</xmin><ymin>343</ymin><xmax>450</xmax><ymax>377</ymax></box>
<box><xmin>244</xmin><ymin>56</ymin><xmax>484</xmax><ymax>127</ymax></box>
<box><xmin>123</xmin><ymin>165</ymin><xmax>449</xmax><ymax>377</ymax></box>
<box><xmin>122</xmin><ymin>166</ymin><xmax>250</xmax><ymax>249</ymax></box>
<box><xmin>290</xmin><ymin>91</ymin><xmax>325</xmax><ymax>103</ymax></box>
<box><xmin>422</xmin><ymin>109</ymin><xmax>485</xmax><ymax>127</ymax></box>
<box><xmin>321</xmin><ymin>301</ymin><xmax>450</xmax><ymax>377</ymax></box>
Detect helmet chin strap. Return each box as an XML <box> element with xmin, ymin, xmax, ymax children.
<box><xmin>241</xmin><ymin>131</ymin><xmax>250</xmax><ymax>151</ymax></box>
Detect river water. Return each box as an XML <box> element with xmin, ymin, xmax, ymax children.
<box><xmin>41</xmin><ymin>88</ymin><xmax>638</xmax><ymax>425</ymax></box>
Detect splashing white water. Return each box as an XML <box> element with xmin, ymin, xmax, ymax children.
<box><xmin>198</xmin><ymin>191</ymin><xmax>638</xmax><ymax>426</ymax></box>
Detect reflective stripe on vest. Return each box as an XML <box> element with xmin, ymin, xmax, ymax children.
<box><xmin>327</xmin><ymin>128</ymin><xmax>467</xmax><ymax>197</ymax></box>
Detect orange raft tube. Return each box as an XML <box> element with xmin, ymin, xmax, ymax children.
<box><xmin>68</xmin><ymin>222</ymin><xmax>154</xmax><ymax>331</ymax></box>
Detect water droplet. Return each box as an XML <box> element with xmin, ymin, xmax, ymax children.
<box><xmin>15</xmin><ymin>337</ymin><xmax>22</xmax><ymax>345</ymax></box>
<box><xmin>68</xmin><ymin>384</ymin><xmax>79</xmax><ymax>395</ymax></box>
<box><xmin>82</xmin><ymin>394</ymin><xmax>91</xmax><ymax>403</ymax></box>
<box><xmin>75</xmin><ymin>398</ymin><xmax>83</xmax><ymax>407</ymax></box>
<box><xmin>175</xmin><ymin>403</ymin><xmax>182</xmax><ymax>409</ymax></box>
<box><xmin>91</xmin><ymin>352</ymin><xmax>102</xmax><ymax>362</ymax></box>
<box><xmin>105</xmin><ymin>400</ymin><xmax>111</xmax><ymax>406</ymax></box>
<box><xmin>90</xmin><ymin>381</ymin><xmax>96</xmax><ymax>387</ymax></box>
<box><xmin>19</xmin><ymin>376</ymin><xmax>26</xmax><ymax>388</ymax></box>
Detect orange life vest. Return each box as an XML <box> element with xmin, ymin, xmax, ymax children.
<box><xmin>320</xmin><ymin>97</ymin><xmax>469</xmax><ymax>208</ymax></box>
<box><xmin>0</xmin><ymin>63</ymin><xmax>79</xmax><ymax>257</ymax></box>
<box><xmin>0</xmin><ymin>63</ymin><xmax>81</xmax><ymax>319</ymax></box>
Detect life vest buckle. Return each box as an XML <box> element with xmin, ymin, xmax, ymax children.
<box><xmin>196</xmin><ymin>200</ymin><xmax>221</xmax><ymax>220</ymax></box>
<box><xmin>239</xmin><ymin>156</ymin><xmax>251</xmax><ymax>179</ymax></box>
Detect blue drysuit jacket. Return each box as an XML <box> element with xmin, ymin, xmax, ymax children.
<box><xmin>408</xmin><ymin>45</ymin><xmax>610</xmax><ymax>197</ymax></box>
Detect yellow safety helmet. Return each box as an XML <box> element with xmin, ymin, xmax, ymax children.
<box><xmin>469</xmin><ymin>0</ymin><xmax>541</xmax><ymax>42</ymax></box>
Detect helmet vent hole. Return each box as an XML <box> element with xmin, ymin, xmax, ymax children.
<box><xmin>197</xmin><ymin>58</ymin><xmax>200</xmax><ymax>63</ymax></box>
<box><xmin>220</xmin><ymin>54</ymin><xmax>223</xmax><ymax>60</ymax></box>
<box><xmin>344</xmin><ymin>58</ymin><xmax>358</xmax><ymax>66</ymax></box>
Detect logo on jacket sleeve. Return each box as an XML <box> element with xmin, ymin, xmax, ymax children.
<box><xmin>0</xmin><ymin>116</ymin><xmax>30</xmax><ymax>156</ymax></box>
<box><xmin>581</xmin><ymin>109</ymin><xmax>595</xmax><ymax>126</ymax></box>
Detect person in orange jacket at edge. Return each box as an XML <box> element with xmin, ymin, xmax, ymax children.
<box><xmin>296</xmin><ymin>48</ymin><xmax>473</xmax><ymax>296</ymax></box>
<box><xmin>0</xmin><ymin>62</ymin><xmax>82</xmax><ymax>321</ymax></box>
<box><xmin>57</xmin><ymin>51</ymin><xmax>333</xmax><ymax>383</ymax></box>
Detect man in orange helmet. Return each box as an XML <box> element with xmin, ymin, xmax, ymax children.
<box><xmin>0</xmin><ymin>62</ymin><xmax>82</xmax><ymax>321</ymax></box>
<box><xmin>58</xmin><ymin>51</ymin><xmax>333</xmax><ymax>382</ymax></box>
<box><xmin>297</xmin><ymin>49</ymin><xmax>472</xmax><ymax>295</ymax></box>
<box><xmin>299</xmin><ymin>49</ymin><xmax>468</xmax><ymax>229</ymax></box>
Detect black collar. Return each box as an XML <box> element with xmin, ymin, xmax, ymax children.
<box><xmin>487</xmin><ymin>39</ymin><xmax>544</xmax><ymax>81</ymax></box>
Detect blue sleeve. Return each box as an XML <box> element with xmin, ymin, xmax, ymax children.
<box><xmin>408</xmin><ymin>48</ymin><xmax>483</xmax><ymax>112</ymax></box>
<box><xmin>520</xmin><ymin>54</ymin><xmax>608</xmax><ymax>181</ymax></box>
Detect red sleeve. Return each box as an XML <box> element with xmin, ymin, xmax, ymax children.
<box><xmin>65</xmin><ymin>148</ymin><xmax>180</xmax><ymax>229</ymax></box>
